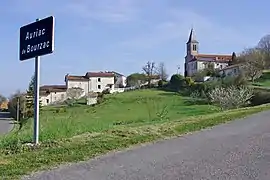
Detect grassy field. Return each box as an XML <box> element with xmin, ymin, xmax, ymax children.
<box><xmin>252</xmin><ymin>71</ymin><xmax>270</xmax><ymax>88</ymax></box>
<box><xmin>1</xmin><ymin>90</ymin><xmax>218</xmax><ymax>145</ymax></box>
<box><xmin>1</xmin><ymin>89</ymin><xmax>270</xmax><ymax>179</ymax></box>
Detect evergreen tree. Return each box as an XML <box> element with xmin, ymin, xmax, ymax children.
<box><xmin>229</xmin><ymin>52</ymin><xmax>237</xmax><ymax>66</ymax></box>
<box><xmin>25</xmin><ymin>75</ymin><xmax>42</xmax><ymax>118</ymax></box>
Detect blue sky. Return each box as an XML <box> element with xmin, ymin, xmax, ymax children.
<box><xmin>0</xmin><ymin>0</ymin><xmax>269</xmax><ymax>96</ymax></box>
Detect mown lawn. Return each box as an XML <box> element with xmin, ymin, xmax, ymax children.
<box><xmin>1</xmin><ymin>89</ymin><xmax>270</xmax><ymax>179</ymax></box>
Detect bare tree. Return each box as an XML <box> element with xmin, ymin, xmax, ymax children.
<box><xmin>8</xmin><ymin>90</ymin><xmax>28</xmax><ymax>130</ymax></box>
<box><xmin>257</xmin><ymin>34</ymin><xmax>270</xmax><ymax>68</ymax></box>
<box><xmin>240</xmin><ymin>48</ymin><xmax>265</xmax><ymax>82</ymax></box>
<box><xmin>66</xmin><ymin>87</ymin><xmax>84</xmax><ymax>100</ymax></box>
<box><xmin>142</xmin><ymin>61</ymin><xmax>156</xmax><ymax>87</ymax></box>
<box><xmin>0</xmin><ymin>94</ymin><xmax>6</xmax><ymax>105</ymax></box>
<box><xmin>157</xmin><ymin>62</ymin><xmax>168</xmax><ymax>81</ymax></box>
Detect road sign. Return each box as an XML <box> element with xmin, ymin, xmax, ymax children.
<box><xmin>19</xmin><ymin>16</ymin><xmax>55</xmax><ymax>61</ymax></box>
<box><xmin>19</xmin><ymin>16</ymin><xmax>55</xmax><ymax>145</ymax></box>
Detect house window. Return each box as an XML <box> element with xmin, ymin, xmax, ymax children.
<box><xmin>234</xmin><ymin>68</ymin><xmax>237</xmax><ymax>73</ymax></box>
<box><xmin>46</xmin><ymin>99</ymin><xmax>49</xmax><ymax>104</ymax></box>
<box><xmin>98</xmin><ymin>78</ymin><xmax>101</xmax><ymax>82</ymax></box>
<box><xmin>61</xmin><ymin>94</ymin><xmax>65</xmax><ymax>99</ymax></box>
<box><xmin>109</xmin><ymin>85</ymin><xmax>112</xmax><ymax>88</ymax></box>
<box><xmin>220</xmin><ymin>65</ymin><xmax>223</xmax><ymax>69</ymax></box>
<box><xmin>98</xmin><ymin>85</ymin><xmax>101</xmax><ymax>89</ymax></box>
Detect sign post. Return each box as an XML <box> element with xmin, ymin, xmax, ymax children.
<box><xmin>19</xmin><ymin>16</ymin><xmax>55</xmax><ymax>145</ymax></box>
<box><xmin>33</xmin><ymin>18</ymin><xmax>41</xmax><ymax>144</ymax></box>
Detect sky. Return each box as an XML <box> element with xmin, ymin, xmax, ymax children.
<box><xmin>0</xmin><ymin>0</ymin><xmax>269</xmax><ymax>97</ymax></box>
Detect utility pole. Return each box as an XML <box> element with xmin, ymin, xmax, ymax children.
<box><xmin>177</xmin><ymin>65</ymin><xmax>181</xmax><ymax>74</ymax></box>
<box><xmin>16</xmin><ymin>96</ymin><xmax>20</xmax><ymax>122</ymax></box>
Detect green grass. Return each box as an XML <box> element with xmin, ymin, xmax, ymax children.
<box><xmin>1</xmin><ymin>90</ymin><xmax>218</xmax><ymax>145</ymax></box>
<box><xmin>1</xmin><ymin>89</ymin><xmax>270</xmax><ymax>179</ymax></box>
<box><xmin>252</xmin><ymin>71</ymin><xmax>270</xmax><ymax>88</ymax></box>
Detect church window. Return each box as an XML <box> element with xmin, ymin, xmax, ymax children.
<box><xmin>193</xmin><ymin>44</ymin><xmax>197</xmax><ymax>51</ymax></box>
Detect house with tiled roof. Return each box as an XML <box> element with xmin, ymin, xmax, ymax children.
<box><xmin>39</xmin><ymin>85</ymin><xmax>67</xmax><ymax>106</ymax></box>
<box><xmin>105</xmin><ymin>71</ymin><xmax>127</xmax><ymax>88</ymax></box>
<box><xmin>184</xmin><ymin>28</ymin><xmax>234</xmax><ymax>77</ymax></box>
<box><xmin>219</xmin><ymin>63</ymin><xmax>245</xmax><ymax>77</ymax></box>
<box><xmin>65</xmin><ymin>71</ymin><xmax>116</xmax><ymax>94</ymax></box>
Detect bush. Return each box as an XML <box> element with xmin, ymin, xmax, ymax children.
<box><xmin>102</xmin><ymin>88</ymin><xmax>110</xmax><ymax>95</ymax></box>
<box><xmin>184</xmin><ymin>77</ymin><xmax>195</xmax><ymax>87</ymax></box>
<box><xmin>97</xmin><ymin>92</ymin><xmax>104</xmax><ymax>98</ymax></box>
<box><xmin>208</xmin><ymin>86</ymin><xmax>254</xmax><ymax>110</ymax></box>
<box><xmin>158</xmin><ymin>80</ymin><xmax>163</xmax><ymax>88</ymax></box>
<box><xmin>250</xmin><ymin>88</ymin><xmax>270</xmax><ymax>106</ymax></box>
<box><xmin>169</xmin><ymin>74</ymin><xmax>185</xmax><ymax>90</ymax></box>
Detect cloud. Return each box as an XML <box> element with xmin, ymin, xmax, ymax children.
<box><xmin>64</xmin><ymin>0</ymin><xmax>140</xmax><ymax>23</ymax></box>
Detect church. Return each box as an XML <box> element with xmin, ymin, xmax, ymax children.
<box><xmin>184</xmin><ymin>29</ymin><xmax>233</xmax><ymax>77</ymax></box>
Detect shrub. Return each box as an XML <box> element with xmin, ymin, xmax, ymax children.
<box><xmin>250</xmin><ymin>88</ymin><xmax>270</xmax><ymax>106</ymax></box>
<box><xmin>169</xmin><ymin>74</ymin><xmax>185</xmax><ymax>90</ymax></box>
<box><xmin>158</xmin><ymin>80</ymin><xmax>163</xmax><ymax>88</ymax></box>
<box><xmin>102</xmin><ymin>88</ymin><xmax>110</xmax><ymax>95</ymax></box>
<box><xmin>208</xmin><ymin>86</ymin><xmax>254</xmax><ymax>110</ymax></box>
<box><xmin>184</xmin><ymin>77</ymin><xmax>195</xmax><ymax>87</ymax></box>
<box><xmin>97</xmin><ymin>92</ymin><xmax>104</xmax><ymax>98</ymax></box>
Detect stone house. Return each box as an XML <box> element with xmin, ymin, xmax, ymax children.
<box><xmin>39</xmin><ymin>85</ymin><xmax>67</xmax><ymax>106</ymax></box>
<box><xmin>219</xmin><ymin>64</ymin><xmax>244</xmax><ymax>77</ymax></box>
<box><xmin>106</xmin><ymin>71</ymin><xmax>127</xmax><ymax>88</ymax></box>
<box><xmin>65</xmin><ymin>72</ymin><xmax>116</xmax><ymax>95</ymax></box>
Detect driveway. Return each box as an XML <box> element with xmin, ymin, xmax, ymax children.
<box><xmin>23</xmin><ymin>110</ymin><xmax>270</xmax><ymax>180</ymax></box>
<box><xmin>0</xmin><ymin>112</ymin><xmax>14</xmax><ymax>135</ymax></box>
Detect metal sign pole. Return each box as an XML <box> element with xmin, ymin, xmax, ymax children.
<box><xmin>33</xmin><ymin>18</ymin><xmax>40</xmax><ymax>145</ymax></box>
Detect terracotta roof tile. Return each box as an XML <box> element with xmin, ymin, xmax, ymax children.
<box><xmin>40</xmin><ymin>85</ymin><xmax>67</xmax><ymax>92</ymax></box>
<box><xmin>85</xmin><ymin>72</ymin><xmax>114</xmax><ymax>77</ymax></box>
<box><xmin>219</xmin><ymin>63</ymin><xmax>244</xmax><ymax>71</ymax></box>
<box><xmin>194</xmin><ymin>54</ymin><xmax>232</xmax><ymax>62</ymax></box>
<box><xmin>66</xmin><ymin>75</ymin><xmax>89</xmax><ymax>81</ymax></box>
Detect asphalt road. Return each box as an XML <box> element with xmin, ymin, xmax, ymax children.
<box><xmin>23</xmin><ymin>110</ymin><xmax>270</xmax><ymax>180</ymax></box>
<box><xmin>0</xmin><ymin>112</ymin><xmax>13</xmax><ymax>135</ymax></box>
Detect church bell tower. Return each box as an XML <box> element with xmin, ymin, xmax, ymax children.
<box><xmin>185</xmin><ymin>28</ymin><xmax>199</xmax><ymax>77</ymax></box>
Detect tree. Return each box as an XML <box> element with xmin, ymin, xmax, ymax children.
<box><xmin>193</xmin><ymin>70</ymin><xmax>207</xmax><ymax>81</ymax></box>
<box><xmin>170</xmin><ymin>74</ymin><xmax>185</xmax><ymax>90</ymax></box>
<box><xmin>208</xmin><ymin>86</ymin><xmax>254</xmax><ymax>110</ymax></box>
<box><xmin>257</xmin><ymin>34</ymin><xmax>270</xmax><ymax>68</ymax></box>
<box><xmin>0</xmin><ymin>94</ymin><xmax>6</xmax><ymax>105</ymax></box>
<box><xmin>66</xmin><ymin>87</ymin><xmax>84</xmax><ymax>106</ymax></box>
<box><xmin>8</xmin><ymin>90</ymin><xmax>28</xmax><ymax>130</ymax></box>
<box><xmin>157</xmin><ymin>62</ymin><xmax>168</xmax><ymax>81</ymax></box>
<box><xmin>142</xmin><ymin>61</ymin><xmax>156</xmax><ymax>87</ymax></box>
<box><xmin>25</xmin><ymin>75</ymin><xmax>42</xmax><ymax>118</ymax></box>
<box><xmin>240</xmin><ymin>48</ymin><xmax>265</xmax><ymax>82</ymax></box>
<box><xmin>126</xmin><ymin>73</ymin><xmax>146</xmax><ymax>87</ymax></box>
<box><xmin>229</xmin><ymin>52</ymin><xmax>237</xmax><ymax>66</ymax></box>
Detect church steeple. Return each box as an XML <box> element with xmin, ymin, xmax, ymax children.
<box><xmin>186</xmin><ymin>28</ymin><xmax>198</xmax><ymax>44</ymax></box>
<box><xmin>186</xmin><ymin>28</ymin><xmax>199</xmax><ymax>55</ymax></box>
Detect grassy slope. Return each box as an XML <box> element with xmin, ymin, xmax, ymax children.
<box><xmin>1</xmin><ymin>89</ymin><xmax>270</xmax><ymax>179</ymax></box>
<box><xmin>1</xmin><ymin>90</ymin><xmax>218</xmax><ymax>145</ymax></box>
<box><xmin>252</xmin><ymin>71</ymin><xmax>270</xmax><ymax>88</ymax></box>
